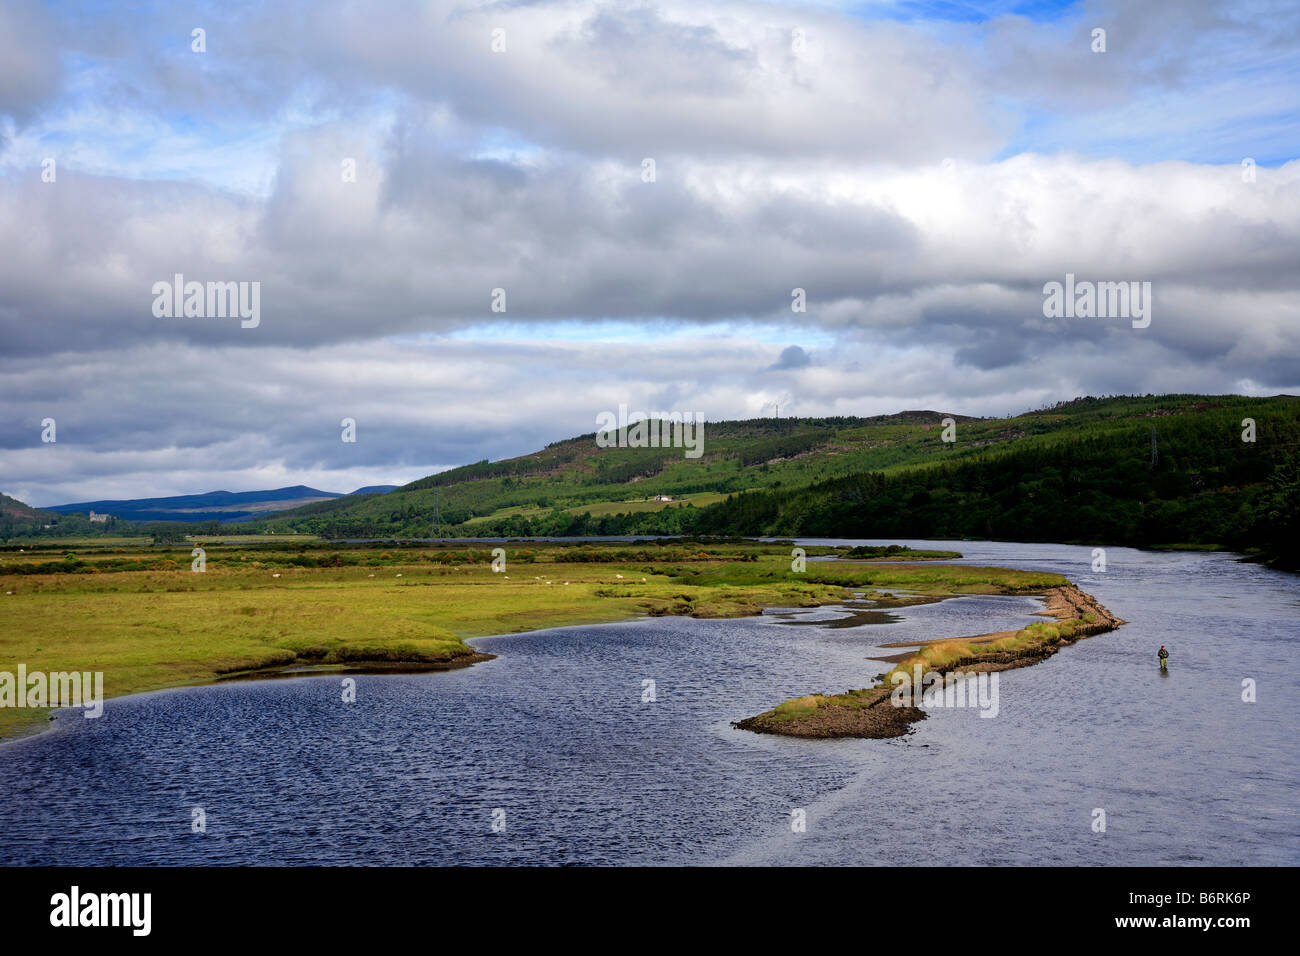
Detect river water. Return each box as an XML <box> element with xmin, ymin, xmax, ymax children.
<box><xmin>1</xmin><ymin>540</ymin><xmax>1295</xmax><ymax>865</ymax></box>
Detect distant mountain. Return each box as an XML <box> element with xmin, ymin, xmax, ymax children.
<box><xmin>349</xmin><ymin>485</ymin><xmax>398</xmax><ymax>496</ymax></box>
<box><xmin>43</xmin><ymin>485</ymin><xmax>380</xmax><ymax>524</ymax></box>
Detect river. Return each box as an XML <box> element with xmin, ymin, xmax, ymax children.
<box><xmin>1</xmin><ymin>540</ymin><xmax>1295</xmax><ymax>865</ymax></box>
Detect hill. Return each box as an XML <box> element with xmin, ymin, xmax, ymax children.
<box><xmin>263</xmin><ymin>411</ymin><xmax>985</xmax><ymax>537</ymax></box>
<box><xmin>258</xmin><ymin>394</ymin><xmax>1299</xmax><ymax>565</ymax></box>
<box><xmin>1</xmin><ymin>492</ymin><xmax>57</xmax><ymax>537</ymax></box>
<box><xmin>1</xmin><ymin>492</ymin><xmax>49</xmax><ymax>522</ymax></box>
<box><xmin>8</xmin><ymin>396</ymin><xmax>1296</xmax><ymax>566</ymax></box>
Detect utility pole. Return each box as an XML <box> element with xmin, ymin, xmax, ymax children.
<box><xmin>432</xmin><ymin>487</ymin><xmax>442</xmax><ymax>541</ymax></box>
<box><xmin>1149</xmin><ymin>425</ymin><xmax>1158</xmax><ymax>470</ymax></box>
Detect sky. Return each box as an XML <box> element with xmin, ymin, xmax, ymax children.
<box><xmin>1</xmin><ymin>0</ymin><xmax>1297</xmax><ymax>506</ymax></box>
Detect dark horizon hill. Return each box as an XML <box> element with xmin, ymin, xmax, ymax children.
<box><xmin>41</xmin><ymin>485</ymin><xmax>397</xmax><ymax>525</ymax></box>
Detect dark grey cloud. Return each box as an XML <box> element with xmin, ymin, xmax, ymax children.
<box><xmin>769</xmin><ymin>345</ymin><xmax>812</xmax><ymax>370</ymax></box>
<box><xmin>0</xmin><ymin>0</ymin><xmax>62</xmax><ymax>125</ymax></box>
<box><xmin>6</xmin><ymin>139</ymin><xmax>1297</xmax><ymax>362</ymax></box>
<box><xmin>954</xmin><ymin>335</ymin><xmax>1026</xmax><ymax>371</ymax></box>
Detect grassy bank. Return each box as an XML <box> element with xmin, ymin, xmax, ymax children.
<box><xmin>1</xmin><ymin>539</ymin><xmax>1104</xmax><ymax>743</ymax></box>
<box><xmin>1</xmin><ymin>539</ymin><xmax>958</xmax><ymax>740</ymax></box>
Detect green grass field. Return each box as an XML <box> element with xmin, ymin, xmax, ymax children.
<box><xmin>458</xmin><ymin>491</ymin><xmax>737</xmax><ymax>526</ymax></box>
<box><xmin>0</xmin><ymin>539</ymin><xmax>1057</xmax><ymax>741</ymax></box>
<box><xmin>563</xmin><ymin>491</ymin><xmax>734</xmax><ymax>516</ymax></box>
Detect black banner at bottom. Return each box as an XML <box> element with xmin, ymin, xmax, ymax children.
<box><xmin>0</xmin><ymin>865</ymin><xmax>1279</xmax><ymax>943</ymax></box>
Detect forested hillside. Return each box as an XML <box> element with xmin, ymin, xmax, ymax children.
<box><xmin>6</xmin><ymin>395</ymin><xmax>1297</xmax><ymax>566</ymax></box>
<box><xmin>442</xmin><ymin>395</ymin><xmax>1300</xmax><ymax>566</ymax></box>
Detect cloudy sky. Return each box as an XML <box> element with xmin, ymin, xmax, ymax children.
<box><xmin>1</xmin><ymin>0</ymin><xmax>1297</xmax><ymax>505</ymax></box>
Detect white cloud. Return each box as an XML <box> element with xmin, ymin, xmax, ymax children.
<box><xmin>0</xmin><ymin>0</ymin><xmax>1297</xmax><ymax>501</ymax></box>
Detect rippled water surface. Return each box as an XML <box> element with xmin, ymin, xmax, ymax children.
<box><xmin>1</xmin><ymin>541</ymin><xmax>1295</xmax><ymax>865</ymax></box>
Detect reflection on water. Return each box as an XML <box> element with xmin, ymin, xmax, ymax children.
<box><xmin>0</xmin><ymin>540</ymin><xmax>1295</xmax><ymax>866</ymax></box>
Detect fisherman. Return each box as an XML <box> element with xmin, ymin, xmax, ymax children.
<box><xmin>1158</xmin><ymin>644</ymin><xmax>1169</xmax><ymax>670</ymax></box>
